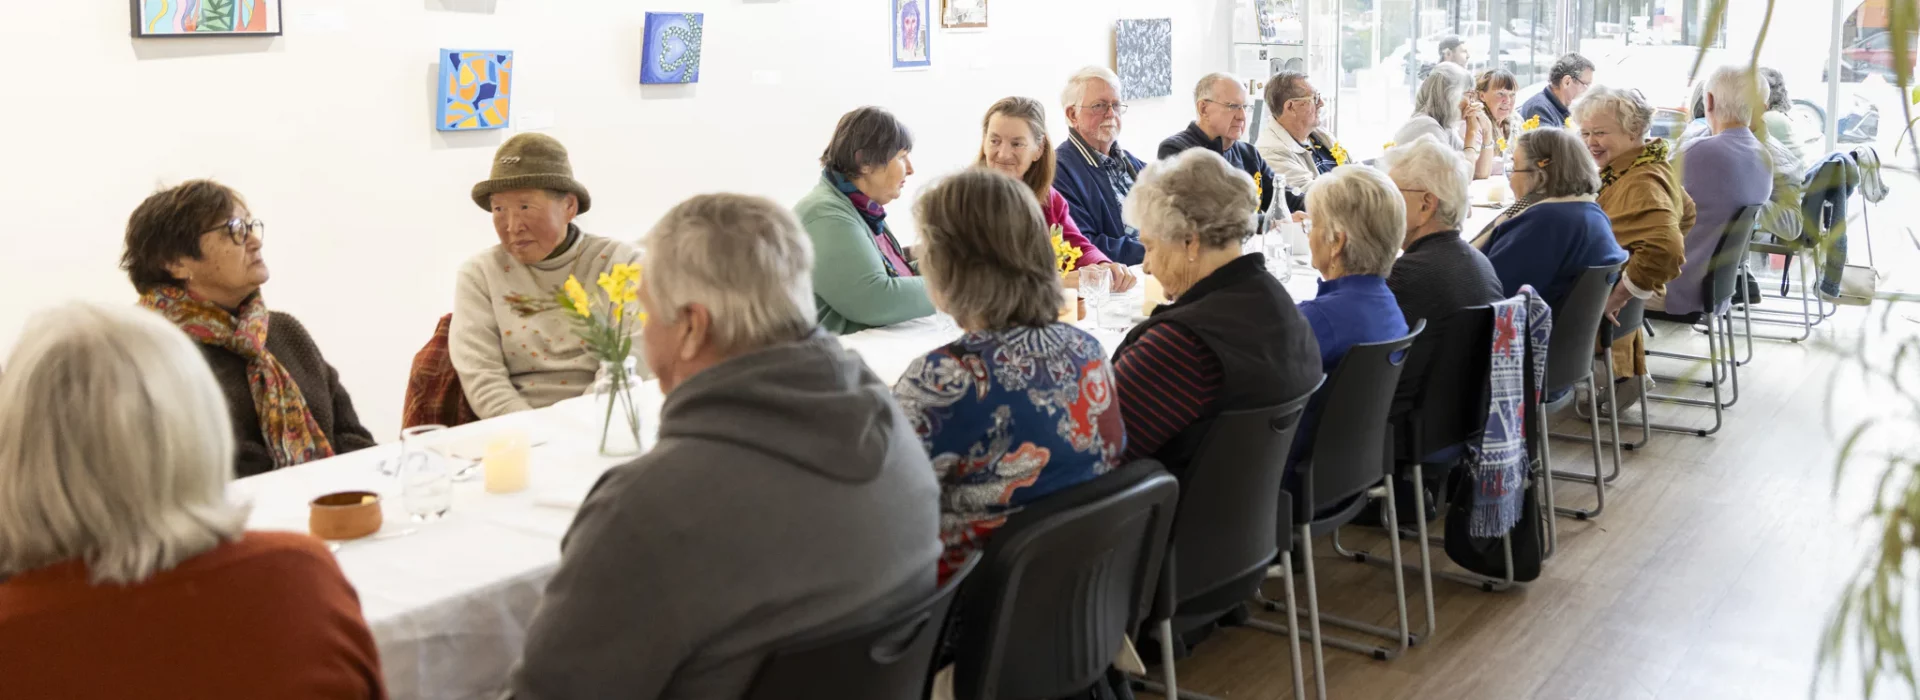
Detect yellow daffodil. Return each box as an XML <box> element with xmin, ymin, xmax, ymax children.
<box><xmin>1563</xmin><ymin>116</ymin><xmax>1572</xmax><ymax>128</ymax></box>
<box><xmin>1050</xmin><ymin>224</ymin><xmax>1081</xmax><ymax>276</ymax></box>
<box><xmin>1329</xmin><ymin>142</ymin><xmax>1349</xmax><ymax>166</ymax></box>
<box><xmin>1253</xmin><ymin>172</ymin><xmax>1264</xmax><ymax>200</ymax></box>
<box><xmin>1381</xmin><ymin>141</ymin><xmax>1396</xmax><ymax>150</ymax></box>
<box><xmin>1522</xmin><ymin>114</ymin><xmax>1541</xmax><ymax>131</ymax></box>
<box><xmin>563</xmin><ymin>276</ymin><xmax>592</xmax><ymax>316</ymax></box>
<box><xmin>1497</xmin><ymin>137</ymin><xmax>1508</xmax><ymax>153</ymax></box>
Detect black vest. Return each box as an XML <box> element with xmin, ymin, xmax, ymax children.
<box><xmin>1117</xmin><ymin>255</ymin><xmax>1323</xmax><ymax>477</ymax></box>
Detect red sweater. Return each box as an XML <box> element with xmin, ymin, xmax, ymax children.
<box><xmin>0</xmin><ymin>531</ymin><xmax>387</xmax><ymax>700</ymax></box>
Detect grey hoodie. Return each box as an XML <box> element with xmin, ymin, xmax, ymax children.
<box><xmin>507</xmin><ymin>330</ymin><xmax>941</xmax><ymax>700</ymax></box>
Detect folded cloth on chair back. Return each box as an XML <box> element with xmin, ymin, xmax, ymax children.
<box><xmin>1467</xmin><ymin>287</ymin><xmax>1551</xmax><ymax>538</ymax></box>
<box><xmin>403</xmin><ymin>314</ymin><xmax>481</xmax><ymax>429</ymax></box>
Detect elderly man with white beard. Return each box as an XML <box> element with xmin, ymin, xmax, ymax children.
<box><xmin>1052</xmin><ymin>66</ymin><xmax>1149</xmax><ymax>265</ymax></box>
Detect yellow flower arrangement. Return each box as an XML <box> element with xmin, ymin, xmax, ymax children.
<box><xmin>1252</xmin><ymin>171</ymin><xmax>1264</xmax><ymax>201</ymax></box>
<box><xmin>1497</xmin><ymin>137</ymin><xmax>1509</xmax><ymax>153</ymax></box>
<box><xmin>1329</xmin><ymin>142</ymin><xmax>1350</xmax><ymax>166</ymax></box>
<box><xmin>508</xmin><ymin>262</ymin><xmax>646</xmax><ymax>365</ymax></box>
<box><xmin>1521</xmin><ymin>114</ymin><xmax>1542</xmax><ymax>131</ymax></box>
<box><xmin>1050</xmin><ymin>224</ymin><xmax>1082</xmax><ymax>276</ymax></box>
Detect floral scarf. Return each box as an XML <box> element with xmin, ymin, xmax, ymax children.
<box><xmin>140</xmin><ymin>286</ymin><xmax>334</xmax><ymax>468</ymax></box>
<box><xmin>1599</xmin><ymin>139</ymin><xmax>1672</xmax><ymax>190</ymax></box>
<box><xmin>826</xmin><ymin>168</ymin><xmax>915</xmax><ymax>278</ymax></box>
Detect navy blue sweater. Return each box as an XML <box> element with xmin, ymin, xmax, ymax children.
<box><xmin>1480</xmin><ymin>200</ymin><xmax>1628</xmax><ymax>310</ymax></box>
<box><xmin>1054</xmin><ymin>130</ymin><xmax>1148</xmax><ymax>265</ymax></box>
<box><xmin>1158</xmin><ymin>122</ymin><xmax>1279</xmax><ymax>214</ymax></box>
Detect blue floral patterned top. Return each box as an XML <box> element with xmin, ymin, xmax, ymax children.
<box><xmin>892</xmin><ymin>323</ymin><xmax>1125</xmax><ymax>579</ymax></box>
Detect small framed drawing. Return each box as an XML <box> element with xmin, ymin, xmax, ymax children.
<box><xmin>641</xmin><ymin>12</ymin><xmax>705</xmax><ymax>84</ymax></box>
<box><xmin>941</xmin><ymin>0</ymin><xmax>986</xmax><ymax>29</ymax></box>
<box><xmin>892</xmin><ymin>0</ymin><xmax>932</xmax><ymax>70</ymax></box>
<box><xmin>437</xmin><ymin>50</ymin><xmax>514</xmax><ymax>131</ymax></box>
<box><xmin>132</xmin><ymin>0</ymin><xmax>284</xmax><ymax>37</ymax></box>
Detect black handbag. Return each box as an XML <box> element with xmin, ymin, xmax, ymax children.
<box><xmin>1442</xmin><ymin>464</ymin><xmax>1542</xmax><ymax>582</ymax></box>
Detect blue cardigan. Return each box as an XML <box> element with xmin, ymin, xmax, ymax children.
<box><xmin>1480</xmin><ymin>200</ymin><xmax>1627</xmax><ymax>310</ymax></box>
<box><xmin>1054</xmin><ymin>131</ymin><xmax>1148</xmax><ymax>265</ymax></box>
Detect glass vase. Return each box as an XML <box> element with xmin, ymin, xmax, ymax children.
<box><xmin>593</xmin><ymin>357</ymin><xmax>644</xmax><ymax>457</ymax></box>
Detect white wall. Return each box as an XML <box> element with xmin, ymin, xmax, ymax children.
<box><xmin>3</xmin><ymin>0</ymin><xmax>1233</xmax><ymax>437</ymax></box>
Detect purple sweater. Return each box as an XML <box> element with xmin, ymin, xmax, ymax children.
<box><xmin>1668</xmin><ymin>127</ymin><xmax>1771</xmax><ymax>313</ymax></box>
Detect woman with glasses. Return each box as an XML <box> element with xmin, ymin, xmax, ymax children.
<box><xmin>1471</xmin><ymin>127</ymin><xmax>1627</xmax><ymax>310</ymax></box>
<box><xmin>1392</xmin><ymin>62</ymin><xmax>1497</xmax><ymax>179</ymax></box>
<box><xmin>975</xmin><ymin>96</ymin><xmax>1135</xmax><ymax>291</ymax></box>
<box><xmin>120</xmin><ymin>180</ymin><xmax>375</xmax><ymax>477</ymax></box>
<box><xmin>1258</xmin><ymin>71</ymin><xmax>1339</xmax><ymax>193</ymax></box>
<box><xmin>1475</xmin><ymin>69</ymin><xmax>1521</xmax><ymax>156</ymax></box>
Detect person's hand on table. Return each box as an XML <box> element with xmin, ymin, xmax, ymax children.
<box><xmin>1102</xmin><ymin>263</ymin><xmax>1137</xmax><ymax>293</ymax></box>
<box><xmin>1291</xmin><ymin>211</ymin><xmax>1308</xmax><ymax>223</ymax></box>
<box><xmin>1604</xmin><ymin>281</ymin><xmax>1635</xmax><ymax>323</ymax></box>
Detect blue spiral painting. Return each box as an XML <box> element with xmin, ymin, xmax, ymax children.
<box><xmin>641</xmin><ymin>12</ymin><xmax>704</xmax><ymax>84</ymax></box>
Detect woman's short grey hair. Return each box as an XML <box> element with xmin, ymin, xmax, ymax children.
<box><xmin>820</xmin><ymin>107</ymin><xmax>914</xmax><ymax>177</ymax></box>
<box><xmin>1123</xmin><ymin>148</ymin><xmax>1258</xmax><ymax>251</ymax></box>
<box><xmin>1062</xmin><ymin>65</ymin><xmax>1123</xmax><ymax>112</ymax></box>
<box><xmin>1571</xmin><ymin>86</ymin><xmax>1654</xmax><ymax>138</ymax></box>
<box><xmin>1380</xmin><ymin>135</ymin><xmax>1470</xmax><ymax>230</ymax></box>
<box><xmin>1703</xmin><ymin>64</ymin><xmax>1768</xmax><ymax>125</ymax></box>
<box><xmin>1760</xmin><ymin>67</ymin><xmax>1790</xmax><ymax>113</ymax></box>
<box><xmin>0</xmin><ymin>302</ymin><xmax>246</xmax><ymax>585</ymax></box>
<box><xmin>915</xmin><ymin>168</ymin><xmax>1062</xmax><ymax>330</ymax></box>
<box><xmin>1513</xmin><ymin>127</ymin><xmax>1602</xmax><ymax>198</ymax></box>
<box><xmin>642</xmin><ymin>194</ymin><xmax>816</xmax><ymax>352</ymax></box>
<box><xmin>1413</xmin><ymin>62</ymin><xmax>1471</xmax><ymax>127</ymax></box>
<box><xmin>1305</xmin><ymin>166</ymin><xmax>1404</xmax><ymax>277</ymax></box>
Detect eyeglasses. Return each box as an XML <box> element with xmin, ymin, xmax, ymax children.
<box><xmin>1203</xmin><ymin>99</ymin><xmax>1255</xmax><ymax>113</ymax></box>
<box><xmin>208</xmin><ymin>218</ymin><xmax>266</xmax><ymax>246</ymax></box>
<box><xmin>1079</xmin><ymin>101</ymin><xmax>1130</xmax><ymax>115</ymax></box>
<box><xmin>1287</xmin><ymin>93</ymin><xmax>1327</xmax><ymax>109</ymax></box>
<box><xmin>1570</xmin><ymin>75</ymin><xmax>1592</xmax><ymax>88</ymax></box>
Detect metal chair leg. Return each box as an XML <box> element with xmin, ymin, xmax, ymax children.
<box><xmin>1159</xmin><ymin>619</ymin><xmax>1178</xmax><ymax>699</ymax></box>
<box><xmin>1553</xmin><ymin>370</ymin><xmax>1607</xmax><ymax>520</ymax></box>
<box><xmin>1302</xmin><ymin>526</ymin><xmax>1327</xmax><ymax>700</ymax></box>
<box><xmin>1280</xmin><ymin>551</ymin><xmax>1309</xmax><ymax>700</ymax></box>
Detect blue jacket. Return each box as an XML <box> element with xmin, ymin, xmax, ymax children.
<box><xmin>1480</xmin><ymin>199</ymin><xmax>1627</xmax><ymax>310</ymax></box>
<box><xmin>1520</xmin><ymin>88</ymin><xmax>1572</xmax><ymax>128</ymax></box>
<box><xmin>1054</xmin><ymin>130</ymin><xmax>1147</xmax><ymax>265</ymax></box>
<box><xmin>1158</xmin><ymin>122</ymin><xmax>1280</xmax><ymax>214</ymax></box>
<box><xmin>1289</xmin><ymin>274</ymin><xmax>1408</xmax><ymax>468</ymax></box>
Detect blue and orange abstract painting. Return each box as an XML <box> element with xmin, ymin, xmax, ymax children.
<box><xmin>134</xmin><ymin>0</ymin><xmax>282</xmax><ymax>37</ymax></box>
<box><xmin>641</xmin><ymin>12</ymin><xmax>704</xmax><ymax>84</ymax></box>
<box><xmin>437</xmin><ymin>50</ymin><xmax>514</xmax><ymax>132</ymax></box>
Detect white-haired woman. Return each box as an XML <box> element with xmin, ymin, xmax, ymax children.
<box><xmin>1299</xmin><ymin>165</ymin><xmax>1412</xmax><ymax>374</ymax></box>
<box><xmin>0</xmin><ymin>302</ymin><xmax>384</xmax><ymax>699</ymax></box>
<box><xmin>1574</xmin><ymin>86</ymin><xmax>1694</xmax><ymax>399</ymax></box>
<box><xmin>893</xmin><ymin>168</ymin><xmax>1124</xmax><ymax>581</ymax></box>
<box><xmin>1380</xmin><ymin>136</ymin><xmax>1505</xmax><ymax>327</ymax></box>
<box><xmin>1110</xmin><ymin>148</ymin><xmax>1322</xmax><ymax>481</ymax></box>
<box><xmin>1393</xmin><ymin>62</ymin><xmax>1497</xmax><ymax>179</ymax></box>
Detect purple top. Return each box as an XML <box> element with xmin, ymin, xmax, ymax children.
<box><xmin>1669</xmin><ymin>127</ymin><xmax>1771</xmax><ymax>314</ymax></box>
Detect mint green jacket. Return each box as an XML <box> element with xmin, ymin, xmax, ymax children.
<box><xmin>794</xmin><ymin>175</ymin><xmax>935</xmax><ymax>334</ymax></box>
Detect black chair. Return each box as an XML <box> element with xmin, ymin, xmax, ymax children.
<box><xmin>744</xmin><ymin>552</ymin><xmax>981</xmax><ymax>700</ymax></box>
<box><xmin>1637</xmin><ymin>204</ymin><xmax>1765</xmax><ymax>438</ymax></box>
<box><xmin>951</xmin><ymin>460</ymin><xmax>1180</xmax><ymax>700</ymax></box>
<box><xmin>1338</xmin><ymin>306</ymin><xmax>1499</xmax><ymax>637</ymax></box>
<box><xmin>1257</xmin><ymin>323</ymin><xmax>1422</xmax><ymax>700</ymax></box>
<box><xmin>1133</xmin><ymin>386</ymin><xmax>1320</xmax><ymax>700</ymax></box>
<box><xmin>1538</xmin><ymin>263</ymin><xmax>1624</xmax><ymax>528</ymax></box>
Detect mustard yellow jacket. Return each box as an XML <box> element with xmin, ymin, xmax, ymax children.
<box><xmin>1595</xmin><ymin>142</ymin><xmax>1696</xmax><ymax>294</ymax></box>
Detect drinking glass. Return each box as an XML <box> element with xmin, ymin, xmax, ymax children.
<box><xmin>395</xmin><ymin>425</ymin><xmax>452</xmax><ymax>521</ymax></box>
<box><xmin>1079</xmin><ymin>265</ymin><xmax>1113</xmax><ymax>327</ymax></box>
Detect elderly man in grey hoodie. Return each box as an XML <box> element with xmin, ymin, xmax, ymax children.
<box><xmin>506</xmin><ymin>193</ymin><xmax>941</xmax><ymax>700</ymax></box>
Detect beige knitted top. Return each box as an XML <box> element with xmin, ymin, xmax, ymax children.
<box><xmin>451</xmin><ymin>230</ymin><xmax>643</xmax><ymax>419</ymax></box>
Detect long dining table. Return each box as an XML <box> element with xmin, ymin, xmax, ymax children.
<box><xmin>229</xmin><ymin>184</ymin><xmax>1510</xmax><ymax>700</ymax></box>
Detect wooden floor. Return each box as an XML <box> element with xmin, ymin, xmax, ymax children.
<box><xmin>1159</xmin><ymin>189</ymin><xmax>1920</xmax><ymax>699</ymax></box>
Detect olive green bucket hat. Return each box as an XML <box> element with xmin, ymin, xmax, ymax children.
<box><xmin>470</xmin><ymin>133</ymin><xmax>592</xmax><ymax>214</ymax></box>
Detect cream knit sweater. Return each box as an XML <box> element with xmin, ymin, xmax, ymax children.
<box><xmin>452</xmin><ymin>231</ymin><xmax>643</xmax><ymax>419</ymax></box>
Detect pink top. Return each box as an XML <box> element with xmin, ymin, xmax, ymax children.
<box><xmin>1046</xmin><ymin>188</ymin><xmax>1112</xmax><ymax>268</ymax></box>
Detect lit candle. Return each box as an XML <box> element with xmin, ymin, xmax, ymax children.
<box><xmin>484</xmin><ymin>430</ymin><xmax>530</xmax><ymax>494</ymax></box>
<box><xmin>1058</xmin><ymin>288</ymin><xmax>1080</xmax><ymax>323</ymax></box>
<box><xmin>1142</xmin><ymin>275</ymin><xmax>1166</xmax><ymax>316</ymax></box>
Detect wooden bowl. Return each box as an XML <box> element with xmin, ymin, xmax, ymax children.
<box><xmin>309</xmin><ymin>491</ymin><xmax>384</xmax><ymax>541</ymax></box>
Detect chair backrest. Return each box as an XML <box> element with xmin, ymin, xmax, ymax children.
<box><xmin>1391</xmin><ymin>306</ymin><xmax>1495</xmax><ymax>463</ymax></box>
<box><xmin>1546</xmin><ymin>263</ymin><xmax>1623</xmax><ymax>391</ymax></box>
<box><xmin>744</xmin><ymin>553</ymin><xmax>981</xmax><ymax>700</ymax></box>
<box><xmin>952</xmin><ymin>461</ymin><xmax>1181</xmax><ymax>700</ymax></box>
<box><xmin>1705</xmin><ymin>204</ymin><xmax>1763</xmax><ymax>308</ymax></box>
<box><xmin>1303</xmin><ymin>321</ymin><xmax>1425</xmax><ymax>511</ymax></box>
<box><xmin>1165</xmin><ymin>384</ymin><xmax>1321</xmax><ymax>616</ymax></box>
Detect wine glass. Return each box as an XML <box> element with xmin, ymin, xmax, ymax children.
<box><xmin>1079</xmin><ymin>264</ymin><xmax>1113</xmax><ymax>328</ymax></box>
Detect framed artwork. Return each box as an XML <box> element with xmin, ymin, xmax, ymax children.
<box><xmin>437</xmin><ymin>50</ymin><xmax>514</xmax><ymax>132</ymax></box>
<box><xmin>891</xmin><ymin>0</ymin><xmax>931</xmax><ymax>70</ymax></box>
<box><xmin>641</xmin><ymin>12</ymin><xmax>705</xmax><ymax>84</ymax></box>
<box><xmin>940</xmin><ymin>0</ymin><xmax>986</xmax><ymax>29</ymax></box>
<box><xmin>132</xmin><ymin>0</ymin><xmax>283</xmax><ymax>37</ymax></box>
<box><xmin>1115</xmin><ymin>19</ymin><xmax>1173</xmax><ymax>100</ymax></box>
